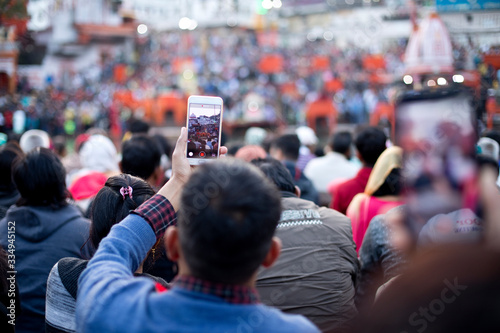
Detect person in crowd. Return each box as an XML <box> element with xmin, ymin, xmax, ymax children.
<box><xmin>253</xmin><ymin>158</ymin><xmax>358</xmax><ymax>332</ymax></box>
<box><xmin>46</xmin><ymin>174</ymin><xmax>166</xmax><ymax>333</ymax></box>
<box><xmin>75</xmin><ymin>129</ymin><xmax>319</xmax><ymax>332</ymax></box>
<box><xmin>304</xmin><ymin>131</ymin><xmax>360</xmax><ymax>197</ymax></box>
<box><xmin>269</xmin><ymin>134</ymin><xmax>319</xmax><ymax>204</ymax></box>
<box><xmin>355</xmin><ymin>206</ymin><xmax>407</xmax><ymax>314</ymax></box>
<box><xmin>330</xmin><ymin>127</ymin><xmax>387</xmax><ymax>214</ymax></box>
<box><xmin>68</xmin><ymin>134</ymin><xmax>120</xmax><ymax>212</ymax></box>
<box><xmin>0</xmin><ymin>246</ymin><xmax>20</xmax><ymax>333</ymax></box>
<box><xmin>347</xmin><ymin>146</ymin><xmax>404</xmax><ymax>252</ymax></box>
<box><xmin>0</xmin><ymin>148</ymin><xmax>90</xmax><ymax>333</ymax></box>
<box><xmin>19</xmin><ymin>129</ymin><xmax>50</xmax><ymax>153</ymax></box>
<box><xmin>295</xmin><ymin>126</ymin><xmax>318</xmax><ymax>171</ymax></box>
<box><xmin>121</xmin><ymin>134</ymin><xmax>177</xmax><ymax>282</ymax></box>
<box><xmin>0</xmin><ymin>142</ymin><xmax>23</xmax><ymax>218</ymax></box>
<box><xmin>151</xmin><ymin>133</ymin><xmax>173</xmax><ymax>183</ymax></box>
<box><xmin>120</xmin><ymin>134</ymin><xmax>163</xmax><ymax>189</ymax></box>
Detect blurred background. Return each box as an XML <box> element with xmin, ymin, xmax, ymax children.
<box><xmin>0</xmin><ymin>0</ymin><xmax>499</xmax><ymax>145</ymax></box>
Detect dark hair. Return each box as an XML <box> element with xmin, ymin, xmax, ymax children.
<box><xmin>0</xmin><ymin>143</ymin><xmax>23</xmax><ymax>192</ymax></box>
<box><xmin>178</xmin><ymin>159</ymin><xmax>281</xmax><ymax>284</ymax></box>
<box><xmin>89</xmin><ymin>174</ymin><xmax>155</xmax><ymax>250</ymax></box>
<box><xmin>372</xmin><ymin>168</ymin><xmax>403</xmax><ymax>197</ymax></box>
<box><xmin>151</xmin><ymin>134</ymin><xmax>172</xmax><ymax>160</ymax></box>
<box><xmin>121</xmin><ymin>135</ymin><xmax>162</xmax><ymax>180</ymax></box>
<box><xmin>271</xmin><ymin>134</ymin><xmax>301</xmax><ymax>161</ymax></box>
<box><xmin>13</xmin><ymin>147</ymin><xmax>68</xmax><ymax>208</ymax></box>
<box><xmin>251</xmin><ymin>157</ymin><xmax>296</xmax><ymax>193</ymax></box>
<box><xmin>476</xmin><ymin>154</ymin><xmax>499</xmax><ymax>178</ymax></box>
<box><xmin>355</xmin><ymin>127</ymin><xmax>387</xmax><ymax>167</ymax></box>
<box><xmin>330</xmin><ymin>131</ymin><xmax>353</xmax><ymax>155</ymax></box>
<box><xmin>128</xmin><ymin>119</ymin><xmax>150</xmax><ymax>134</ymax></box>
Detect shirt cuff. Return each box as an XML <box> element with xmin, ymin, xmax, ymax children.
<box><xmin>131</xmin><ymin>194</ymin><xmax>177</xmax><ymax>240</ymax></box>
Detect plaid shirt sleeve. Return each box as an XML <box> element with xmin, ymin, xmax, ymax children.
<box><xmin>131</xmin><ymin>194</ymin><xmax>177</xmax><ymax>241</ymax></box>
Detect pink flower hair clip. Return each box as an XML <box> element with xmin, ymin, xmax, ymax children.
<box><xmin>120</xmin><ymin>186</ymin><xmax>133</xmax><ymax>200</ymax></box>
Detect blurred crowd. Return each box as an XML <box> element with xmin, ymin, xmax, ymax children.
<box><xmin>1</xmin><ymin>28</ymin><xmax>498</xmax><ymax>142</ymax></box>
<box><xmin>0</xmin><ymin>25</ymin><xmax>500</xmax><ymax>333</ymax></box>
<box><xmin>0</xmin><ymin>113</ymin><xmax>499</xmax><ymax>332</ymax></box>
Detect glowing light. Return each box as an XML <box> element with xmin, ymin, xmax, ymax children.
<box><xmin>453</xmin><ymin>74</ymin><xmax>465</xmax><ymax>83</ymax></box>
<box><xmin>403</xmin><ymin>75</ymin><xmax>413</xmax><ymax>84</ymax></box>
<box><xmin>262</xmin><ymin>0</ymin><xmax>273</xmax><ymax>9</ymax></box>
<box><xmin>137</xmin><ymin>24</ymin><xmax>148</xmax><ymax>34</ymax></box>
<box><xmin>248</xmin><ymin>101</ymin><xmax>259</xmax><ymax>112</ymax></box>
<box><xmin>427</xmin><ymin>80</ymin><xmax>436</xmax><ymax>87</ymax></box>
<box><xmin>183</xmin><ymin>69</ymin><xmax>194</xmax><ymax>80</ymax></box>
<box><xmin>323</xmin><ymin>31</ymin><xmax>334</xmax><ymax>41</ymax></box>
<box><xmin>273</xmin><ymin>0</ymin><xmax>283</xmax><ymax>8</ymax></box>
<box><xmin>179</xmin><ymin>17</ymin><xmax>191</xmax><ymax>30</ymax></box>
<box><xmin>188</xmin><ymin>19</ymin><xmax>198</xmax><ymax>30</ymax></box>
<box><xmin>307</xmin><ymin>33</ymin><xmax>316</xmax><ymax>42</ymax></box>
<box><xmin>346</xmin><ymin>0</ymin><xmax>355</xmax><ymax>5</ymax></box>
<box><xmin>437</xmin><ymin>77</ymin><xmax>447</xmax><ymax>86</ymax></box>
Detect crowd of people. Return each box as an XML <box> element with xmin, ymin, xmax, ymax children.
<box><xmin>0</xmin><ymin>106</ymin><xmax>499</xmax><ymax>331</ymax></box>
<box><xmin>1</xmin><ymin>27</ymin><xmax>497</xmax><ymax>142</ymax></box>
<box><xmin>0</xmin><ymin>19</ymin><xmax>499</xmax><ymax>333</ymax></box>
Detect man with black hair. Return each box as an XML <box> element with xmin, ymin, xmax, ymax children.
<box><xmin>304</xmin><ymin>131</ymin><xmax>359</xmax><ymax>199</ymax></box>
<box><xmin>270</xmin><ymin>134</ymin><xmax>319</xmax><ymax>204</ymax></box>
<box><xmin>330</xmin><ymin>127</ymin><xmax>387</xmax><ymax>214</ymax></box>
<box><xmin>76</xmin><ymin>129</ymin><xmax>319</xmax><ymax>332</ymax></box>
<box><xmin>253</xmin><ymin>157</ymin><xmax>359</xmax><ymax>332</ymax></box>
<box><xmin>120</xmin><ymin>134</ymin><xmax>163</xmax><ymax>188</ymax></box>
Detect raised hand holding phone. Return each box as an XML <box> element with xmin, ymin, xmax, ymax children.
<box><xmin>186</xmin><ymin>95</ymin><xmax>223</xmax><ymax>165</ymax></box>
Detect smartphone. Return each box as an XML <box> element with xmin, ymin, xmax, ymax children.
<box><xmin>186</xmin><ymin>95</ymin><xmax>223</xmax><ymax>165</ymax></box>
<box><xmin>395</xmin><ymin>88</ymin><xmax>478</xmax><ymax>238</ymax></box>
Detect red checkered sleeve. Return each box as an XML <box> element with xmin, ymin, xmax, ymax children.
<box><xmin>132</xmin><ymin>194</ymin><xmax>177</xmax><ymax>241</ymax></box>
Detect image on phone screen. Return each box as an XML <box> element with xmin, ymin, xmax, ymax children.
<box><xmin>187</xmin><ymin>103</ymin><xmax>221</xmax><ymax>159</ymax></box>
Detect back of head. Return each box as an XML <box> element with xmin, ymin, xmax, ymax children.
<box><xmin>121</xmin><ymin>135</ymin><xmax>161</xmax><ymax>180</ymax></box>
<box><xmin>19</xmin><ymin>129</ymin><xmax>50</xmax><ymax>153</ymax></box>
<box><xmin>13</xmin><ymin>147</ymin><xmax>68</xmax><ymax>208</ymax></box>
<box><xmin>365</xmin><ymin>146</ymin><xmax>403</xmax><ymax>196</ymax></box>
<box><xmin>271</xmin><ymin>134</ymin><xmax>301</xmax><ymax>161</ymax></box>
<box><xmin>89</xmin><ymin>174</ymin><xmax>155</xmax><ymax>250</ymax></box>
<box><xmin>330</xmin><ymin>131</ymin><xmax>353</xmax><ymax>155</ymax></box>
<box><xmin>244</xmin><ymin>127</ymin><xmax>267</xmax><ymax>146</ymax></box>
<box><xmin>79</xmin><ymin>134</ymin><xmax>118</xmax><ymax>173</ymax></box>
<box><xmin>355</xmin><ymin>127</ymin><xmax>387</xmax><ymax>167</ymax></box>
<box><xmin>178</xmin><ymin>159</ymin><xmax>282</xmax><ymax>284</ymax></box>
<box><xmin>252</xmin><ymin>157</ymin><xmax>296</xmax><ymax>193</ymax></box>
<box><xmin>295</xmin><ymin>126</ymin><xmax>318</xmax><ymax>147</ymax></box>
<box><xmin>128</xmin><ymin>119</ymin><xmax>150</xmax><ymax>134</ymax></box>
<box><xmin>0</xmin><ymin>143</ymin><xmax>23</xmax><ymax>192</ymax></box>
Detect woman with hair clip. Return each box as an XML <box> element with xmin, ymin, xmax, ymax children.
<box><xmin>347</xmin><ymin>146</ymin><xmax>405</xmax><ymax>253</ymax></box>
<box><xmin>45</xmin><ymin>174</ymin><xmax>167</xmax><ymax>333</ymax></box>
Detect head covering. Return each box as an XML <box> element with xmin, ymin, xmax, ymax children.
<box><xmin>477</xmin><ymin>137</ymin><xmax>499</xmax><ymax>161</ymax></box>
<box><xmin>19</xmin><ymin>129</ymin><xmax>50</xmax><ymax>153</ymax></box>
<box><xmin>244</xmin><ymin>127</ymin><xmax>267</xmax><ymax>146</ymax></box>
<box><xmin>235</xmin><ymin>145</ymin><xmax>267</xmax><ymax>162</ymax></box>
<box><xmin>79</xmin><ymin>135</ymin><xmax>119</xmax><ymax>173</ymax></box>
<box><xmin>295</xmin><ymin>126</ymin><xmax>318</xmax><ymax>146</ymax></box>
<box><xmin>364</xmin><ymin>146</ymin><xmax>403</xmax><ymax>196</ymax></box>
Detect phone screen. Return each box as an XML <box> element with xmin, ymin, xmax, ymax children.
<box><xmin>396</xmin><ymin>89</ymin><xmax>478</xmax><ymax>237</ymax></box>
<box><xmin>186</xmin><ymin>102</ymin><xmax>222</xmax><ymax>159</ymax></box>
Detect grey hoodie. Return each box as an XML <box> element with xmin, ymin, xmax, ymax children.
<box><xmin>0</xmin><ymin>204</ymin><xmax>89</xmax><ymax>333</ymax></box>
